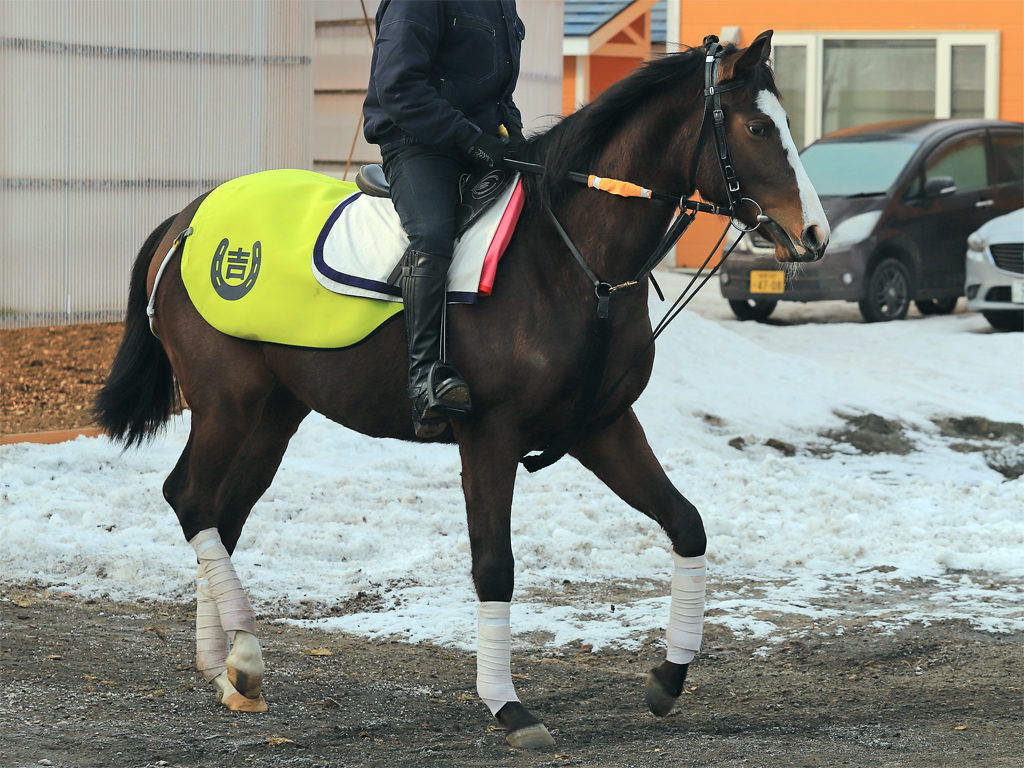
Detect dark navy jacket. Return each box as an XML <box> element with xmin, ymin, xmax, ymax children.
<box><xmin>362</xmin><ymin>0</ymin><xmax>524</xmax><ymax>151</ymax></box>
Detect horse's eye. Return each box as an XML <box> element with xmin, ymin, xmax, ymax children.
<box><xmin>746</xmin><ymin>122</ymin><xmax>769</xmax><ymax>138</ymax></box>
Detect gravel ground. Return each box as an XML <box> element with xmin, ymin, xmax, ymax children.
<box><xmin>1</xmin><ymin>589</ymin><xmax>1020</xmax><ymax>768</ymax></box>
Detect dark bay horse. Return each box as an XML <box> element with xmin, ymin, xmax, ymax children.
<box><xmin>96</xmin><ymin>32</ymin><xmax>827</xmax><ymax>748</ymax></box>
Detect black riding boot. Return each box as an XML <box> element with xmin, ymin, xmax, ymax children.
<box><xmin>400</xmin><ymin>250</ymin><xmax>472</xmax><ymax>438</ymax></box>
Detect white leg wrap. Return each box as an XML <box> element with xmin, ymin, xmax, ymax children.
<box><xmin>195</xmin><ymin>566</ymin><xmax>229</xmax><ymax>681</ymax></box>
<box><xmin>476</xmin><ymin>601</ymin><xmax>520</xmax><ymax>715</ymax></box>
<box><xmin>190</xmin><ymin>528</ymin><xmax>257</xmax><ymax>636</ymax></box>
<box><xmin>665</xmin><ymin>553</ymin><xmax>706</xmax><ymax>665</ymax></box>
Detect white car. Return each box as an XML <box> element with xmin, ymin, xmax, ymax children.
<box><xmin>966</xmin><ymin>208</ymin><xmax>1024</xmax><ymax>331</ymax></box>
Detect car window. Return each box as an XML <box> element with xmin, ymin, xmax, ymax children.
<box><xmin>799</xmin><ymin>139</ymin><xmax>919</xmax><ymax>197</ymax></box>
<box><xmin>924</xmin><ymin>134</ymin><xmax>987</xmax><ymax>190</ymax></box>
<box><xmin>989</xmin><ymin>131</ymin><xmax>1024</xmax><ymax>184</ymax></box>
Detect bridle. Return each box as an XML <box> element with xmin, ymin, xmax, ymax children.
<box><xmin>690</xmin><ymin>35</ymin><xmax>763</xmax><ymax>230</ymax></box>
<box><xmin>517</xmin><ymin>35</ymin><xmax>761</xmax><ymax>472</ymax></box>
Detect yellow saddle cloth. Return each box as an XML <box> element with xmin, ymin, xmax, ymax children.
<box><xmin>180</xmin><ymin>169</ymin><xmax>403</xmax><ymax>348</ymax></box>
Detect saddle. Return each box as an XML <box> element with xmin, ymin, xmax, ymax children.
<box><xmin>356</xmin><ymin>163</ymin><xmax>516</xmax><ymax>238</ymax></box>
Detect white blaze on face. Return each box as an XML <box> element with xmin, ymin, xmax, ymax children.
<box><xmin>755</xmin><ymin>90</ymin><xmax>831</xmax><ymax>243</ymax></box>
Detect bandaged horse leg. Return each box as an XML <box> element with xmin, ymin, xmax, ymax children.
<box><xmin>476</xmin><ymin>601</ymin><xmax>554</xmax><ymax>748</ymax></box>
<box><xmin>190</xmin><ymin>528</ymin><xmax>267</xmax><ymax>711</ymax></box>
<box><xmin>566</xmin><ymin>408</ymin><xmax>708</xmax><ymax>718</ymax></box>
<box><xmin>645</xmin><ymin>552</ymin><xmax>707</xmax><ymax>716</ymax></box>
<box><xmin>195</xmin><ymin>565</ymin><xmax>229</xmax><ymax>681</ymax></box>
<box><xmin>477</xmin><ymin>602</ymin><xmax>520</xmax><ymax>714</ymax></box>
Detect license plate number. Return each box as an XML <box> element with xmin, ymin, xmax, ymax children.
<box><xmin>1012</xmin><ymin>280</ymin><xmax>1024</xmax><ymax>304</ymax></box>
<box><xmin>750</xmin><ymin>270</ymin><xmax>785</xmax><ymax>294</ymax></box>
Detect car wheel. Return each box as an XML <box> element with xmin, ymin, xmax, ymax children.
<box><xmin>729</xmin><ymin>299</ymin><xmax>778</xmax><ymax>321</ymax></box>
<box><xmin>859</xmin><ymin>258</ymin><xmax>910</xmax><ymax>322</ymax></box>
<box><xmin>981</xmin><ymin>310</ymin><xmax>1024</xmax><ymax>332</ymax></box>
<box><xmin>915</xmin><ymin>297</ymin><xmax>958</xmax><ymax>315</ymax></box>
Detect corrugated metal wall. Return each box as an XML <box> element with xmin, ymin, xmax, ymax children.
<box><xmin>0</xmin><ymin>0</ymin><xmax>313</xmax><ymax>328</ymax></box>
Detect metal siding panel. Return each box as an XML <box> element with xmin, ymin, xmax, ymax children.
<box><xmin>0</xmin><ymin>0</ymin><xmax>313</xmax><ymax>328</ymax></box>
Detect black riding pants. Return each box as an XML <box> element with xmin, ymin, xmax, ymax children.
<box><xmin>380</xmin><ymin>139</ymin><xmax>465</xmax><ymax>260</ymax></box>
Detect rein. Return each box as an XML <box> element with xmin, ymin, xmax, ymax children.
<box><xmin>519</xmin><ymin>36</ymin><xmax>756</xmax><ymax>472</ymax></box>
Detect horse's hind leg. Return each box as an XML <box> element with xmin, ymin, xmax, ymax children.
<box><xmin>162</xmin><ymin>354</ymin><xmax>299</xmax><ymax>711</ymax></box>
<box><xmin>570</xmin><ymin>408</ymin><xmax>707</xmax><ymax>717</ymax></box>
<box><xmin>195</xmin><ymin>386</ymin><xmax>310</xmax><ymax>708</ymax></box>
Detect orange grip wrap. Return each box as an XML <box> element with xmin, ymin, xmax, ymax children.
<box><xmin>587</xmin><ymin>175</ymin><xmax>652</xmax><ymax>199</ymax></box>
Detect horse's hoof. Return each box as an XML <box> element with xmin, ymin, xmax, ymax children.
<box><xmin>222</xmin><ymin>691</ymin><xmax>269</xmax><ymax>712</ymax></box>
<box><xmin>644</xmin><ymin>671</ymin><xmax>678</xmax><ymax>717</ymax></box>
<box><xmin>506</xmin><ymin>723</ymin><xmax>555</xmax><ymax>749</ymax></box>
<box><xmin>227</xmin><ymin>665</ymin><xmax>262</xmax><ymax>700</ymax></box>
<box><xmin>496</xmin><ymin>701</ymin><xmax>555</xmax><ymax>749</ymax></box>
<box><xmin>212</xmin><ymin>670</ymin><xmax>268</xmax><ymax>712</ymax></box>
<box><xmin>226</xmin><ymin>631</ymin><xmax>264</xmax><ymax>699</ymax></box>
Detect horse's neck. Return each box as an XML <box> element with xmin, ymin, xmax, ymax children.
<box><xmin>557</xmin><ymin>99</ymin><xmax>700</xmax><ymax>285</ymax></box>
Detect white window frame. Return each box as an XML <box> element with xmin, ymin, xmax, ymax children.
<box><xmin>770</xmin><ymin>31</ymin><xmax>1001</xmax><ymax>146</ymax></box>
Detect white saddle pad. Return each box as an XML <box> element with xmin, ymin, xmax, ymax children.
<box><xmin>312</xmin><ymin>173</ymin><xmax>520</xmax><ymax>304</ymax></box>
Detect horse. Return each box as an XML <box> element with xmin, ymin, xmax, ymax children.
<box><xmin>95</xmin><ymin>32</ymin><xmax>828</xmax><ymax>748</ymax></box>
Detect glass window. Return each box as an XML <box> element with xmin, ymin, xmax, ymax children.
<box><xmin>926</xmin><ymin>135</ymin><xmax>987</xmax><ymax>190</ymax></box>
<box><xmin>799</xmin><ymin>138</ymin><xmax>919</xmax><ymax>197</ymax></box>
<box><xmin>990</xmin><ymin>131</ymin><xmax>1024</xmax><ymax>184</ymax></box>
<box><xmin>772</xmin><ymin>46</ymin><xmax>807</xmax><ymax>149</ymax></box>
<box><xmin>951</xmin><ymin>46</ymin><xmax>986</xmax><ymax>118</ymax></box>
<box><xmin>822</xmin><ymin>40</ymin><xmax>936</xmax><ymax>134</ymax></box>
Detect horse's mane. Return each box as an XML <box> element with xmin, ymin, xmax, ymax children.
<box><xmin>516</xmin><ymin>43</ymin><xmax>777</xmax><ymax>207</ymax></box>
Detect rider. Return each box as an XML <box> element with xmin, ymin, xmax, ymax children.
<box><xmin>363</xmin><ymin>0</ymin><xmax>526</xmax><ymax>438</ymax></box>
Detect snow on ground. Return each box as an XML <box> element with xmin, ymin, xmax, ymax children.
<box><xmin>2</xmin><ymin>270</ymin><xmax>1022</xmax><ymax>652</ymax></box>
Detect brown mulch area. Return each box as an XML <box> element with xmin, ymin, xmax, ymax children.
<box><xmin>0</xmin><ymin>323</ymin><xmax>124</xmax><ymax>435</ymax></box>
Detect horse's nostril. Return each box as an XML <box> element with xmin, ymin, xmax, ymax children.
<box><xmin>801</xmin><ymin>224</ymin><xmax>826</xmax><ymax>254</ymax></box>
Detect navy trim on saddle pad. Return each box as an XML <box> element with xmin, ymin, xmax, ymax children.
<box><xmin>313</xmin><ymin>193</ymin><xmax>401</xmax><ymax>297</ymax></box>
<box><xmin>312</xmin><ymin>192</ymin><xmax>480</xmax><ymax>305</ymax></box>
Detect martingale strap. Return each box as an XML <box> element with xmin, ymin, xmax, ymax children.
<box><xmin>519</xmin><ymin>36</ymin><xmax>746</xmax><ymax>473</ymax></box>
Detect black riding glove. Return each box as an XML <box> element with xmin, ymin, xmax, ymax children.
<box><xmin>465</xmin><ymin>133</ymin><xmax>506</xmax><ymax>168</ymax></box>
<box><xmin>505</xmin><ymin>127</ymin><xmax>526</xmax><ymax>158</ymax></box>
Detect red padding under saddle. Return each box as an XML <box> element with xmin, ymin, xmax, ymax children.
<box><xmin>479</xmin><ymin>179</ymin><xmax>525</xmax><ymax>296</ymax></box>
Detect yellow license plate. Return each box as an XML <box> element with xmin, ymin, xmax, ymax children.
<box><xmin>750</xmin><ymin>270</ymin><xmax>784</xmax><ymax>294</ymax></box>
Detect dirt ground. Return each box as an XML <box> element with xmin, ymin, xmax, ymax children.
<box><xmin>1</xmin><ymin>588</ymin><xmax>1020</xmax><ymax>768</ymax></box>
<box><xmin>0</xmin><ymin>323</ymin><xmax>125</xmax><ymax>435</ymax></box>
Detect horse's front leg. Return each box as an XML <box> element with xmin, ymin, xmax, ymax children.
<box><xmin>456</xmin><ymin>420</ymin><xmax>555</xmax><ymax>749</ymax></box>
<box><xmin>570</xmin><ymin>407</ymin><xmax>707</xmax><ymax>717</ymax></box>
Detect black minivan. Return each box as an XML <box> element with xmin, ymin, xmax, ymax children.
<box><xmin>719</xmin><ymin>119</ymin><xmax>1024</xmax><ymax>322</ymax></box>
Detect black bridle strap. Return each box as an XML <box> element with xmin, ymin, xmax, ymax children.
<box><xmin>687</xmin><ymin>37</ymin><xmax>747</xmax><ymax>210</ymax></box>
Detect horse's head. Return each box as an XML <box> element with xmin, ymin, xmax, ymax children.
<box><xmin>695</xmin><ymin>31</ymin><xmax>829</xmax><ymax>263</ymax></box>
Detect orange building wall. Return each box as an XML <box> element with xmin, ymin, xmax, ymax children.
<box><xmin>590</xmin><ymin>55</ymin><xmax>645</xmax><ymax>98</ymax></box>
<box><xmin>678</xmin><ymin>0</ymin><xmax>1023</xmax><ymax>122</ymax></box>
<box><xmin>562</xmin><ymin>55</ymin><xmax>646</xmax><ymax>115</ymax></box>
<box><xmin>562</xmin><ymin>56</ymin><xmax>576</xmax><ymax>114</ymax></box>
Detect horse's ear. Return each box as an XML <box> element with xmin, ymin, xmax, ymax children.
<box><xmin>729</xmin><ymin>30</ymin><xmax>773</xmax><ymax>79</ymax></box>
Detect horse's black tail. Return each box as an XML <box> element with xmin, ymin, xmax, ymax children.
<box><xmin>94</xmin><ymin>214</ymin><xmax>179</xmax><ymax>448</ymax></box>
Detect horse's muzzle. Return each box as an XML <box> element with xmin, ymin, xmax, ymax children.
<box><xmin>760</xmin><ymin>218</ymin><xmax>827</xmax><ymax>263</ymax></box>
<box><xmin>798</xmin><ymin>224</ymin><xmax>828</xmax><ymax>262</ymax></box>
